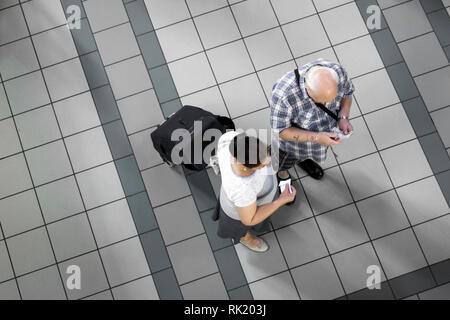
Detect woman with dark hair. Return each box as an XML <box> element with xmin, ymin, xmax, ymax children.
<box><xmin>213</xmin><ymin>131</ymin><xmax>296</xmax><ymax>252</ymax></box>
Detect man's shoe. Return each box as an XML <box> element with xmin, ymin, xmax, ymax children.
<box><xmin>298</xmin><ymin>159</ymin><xmax>324</xmax><ymax>180</ymax></box>
<box><xmin>240</xmin><ymin>237</ymin><xmax>269</xmax><ymax>253</ymax></box>
<box><xmin>277</xmin><ymin>171</ymin><xmax>296</xmax><ymax>206</ymax></box>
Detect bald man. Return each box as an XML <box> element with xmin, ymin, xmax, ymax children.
<box><xmin>270</xmin><ymin>59</ymin><xmax>355</xmax><ymax>201</ymax></box>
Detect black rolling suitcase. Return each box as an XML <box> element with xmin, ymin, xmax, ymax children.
<box><xmin>151</xmin><ymin>105</ymin><xmax>235</xmax><ymax>171</ymax></box>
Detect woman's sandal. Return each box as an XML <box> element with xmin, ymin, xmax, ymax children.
<box><xmin>239</xmin><ymin>237</ymin><xmax>270</xmax><ymax>253</ymax></box>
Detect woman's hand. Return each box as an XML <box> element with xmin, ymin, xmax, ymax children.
<box><xmin>277</xmin><ymin>185</ymin><xmax>297</xmax><ymax>205</ymax></box>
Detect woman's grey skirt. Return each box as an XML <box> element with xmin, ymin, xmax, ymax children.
<box><xmin>212</xmin><ymin>197</ymin><xmax>272</xmax><ymax>244</ymax></box>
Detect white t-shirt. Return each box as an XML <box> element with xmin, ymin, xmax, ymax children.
<box><xmin>218</xmin><ymin>131</ymin><xmax>277</xmax><ymax>220</ymax></box>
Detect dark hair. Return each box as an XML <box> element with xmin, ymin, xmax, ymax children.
<box><xmin>229</xmin><ymin>134</ymin><xmax>268</xmax><ymax>169</ymax></box>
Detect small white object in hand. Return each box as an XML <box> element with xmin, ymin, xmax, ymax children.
<box><xmin>332</xmin><ymin>127</ymin><xmax>353</xmax><ymax>140</ymax></box>
<box><xmin>279</xmin><ymin>179</ymin><xmax>292</xmax><ymax>194</ymax></box>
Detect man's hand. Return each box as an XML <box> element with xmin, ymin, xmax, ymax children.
<box><xmin>338</xmin><ymin>118</ymin><xmax>353</xmax><ymax>135</ymax></box>
<box><xmin>316</xmin><ymin>132</ymin><xmax>341</xmax><ymax>146</ymax></box>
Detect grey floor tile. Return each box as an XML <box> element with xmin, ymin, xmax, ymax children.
<box><xmin>428</xmin><ymin>9</ymin><xmax>450</xmax><ymax>47</ymax></box>
<box><xmin>79</xmin><ymin>51</ymin><xmax>109</xmax><ymax>90</ymax></box>
<box><xmin>231</xmin><ymin>0</ymin><xmax>278</xmax><ymax>37</ymax></box>
<box><xmin>22</xmin><ymin>0</ymin><xmax>66</xmax><ymax>35</ymax></box>
<box><xmin>95</xmin><ymin>23</ymin><xmax>140</xmax><ymax>66</ymax></box>
<box><xmin>0</xmin><ymin>280</ymin><xmax>21</xmax><ymax>300</ymax></box>
<box><xmin>0</xmin><ymin>85</ymin><xmax>11</xmax><ymax>121</ymax></box>
<box><xmin>18</xmin><ymin>265</ymin><xmax>66</xmax><ymax>300</ymax></box>
<box><xmin>186</xmin><ymin>0</ymin><xmax>227</xmax><ymax>16</ymax></box>
<box><xmin>181</xmin><ymin>86</ymin><xmax>229</xmax><ymax>117</ymax></box>
<box><xmin>0</xmin><ymin>5</ymin><xmax>28</xmax><ymax>46</ymax></box>
<box><xmin>0</xmin><ymin>38</ymin><xmax>39</xmax><ymax>81</ymax></box>
<box><xmin>352</xmin><ymin>68</ymin><xmax>400</xmax><ymax>114</ymax></box>
<box><xmin>276</xmin><ymin>217</ymin><xmax>328</xmax><ymax>268</ymax></box>
<box><xmin>381</xmin><ymin>139</ymin><xmax>433</xmax><ymax>187</ymax></box>
<box><xmin>106</xmin><ymin>56</ymin><xmax>153</xmax><ymax>100</ymax></box>
<box><xmin>419</xmin><ymin>282</ymin><xmax>450</xmax><ymax>300</ymax></box>
<box><xmin>371</xmin><ymin>28</ymin><xmax>403</xmax><ymax>66</ymax></box>
<box><xmin>103</xmin><ymin>120</ymin><xmax>133</xmax><ymax>160</ymax></box>
<box><xmin>65</xmin><ymin>126</ymin><xmax>112</xmax><ymax>172</ymax></box>
<box><xmin>148</xmin><ymin>65</ymin><xmax>179</xmax><ymax>103</ymax></box>
<box><xmin>185</xmin><ymin>170</ymin><xmax>217</xmax><ymax>212</ymax></box>
<box><xmin>220</xmin><ymin>73</ymin><xmax>268</xmax><ymax>118</ymax></box>
<box><xmin>356</xmin><ymin>0</ymin><xmax>389</xmax><ymax>33</ymax></box>
<box><xmin>54</xmin><ymin>92</ymin><xmax>101</xmax><ymax>137</ymax></box>
<box><xmin>60</xmin><ymin>0</ymin><xmax>86</xmax><ymax>19</ymax></box>
<box><xmin>144</xmin><ymin>0</ymin><xmax>190</xmax><ymax>29</ymax></box>
<box><xmin>414</xmin><ymin>214</ymin><xmax>450</xmax><ymax>265</ymax></box>
<box><xmin>7</xmin><ymin>227</ymin><xmax>55</xmax><ymax>277</ymax></box>
<box><xmin>258</xmin><ymin>60</ymin><xmax>296</xmax><ymax>100</ymax></box>
<box><xmin>270</xmin><ymin>180</ymin><xmax>313</xmax><ymax>229</ymax></box>
<box><xmin>431</xmin><ymin>106</ymin><xmax>450</xmax><ymax>148</ymax></box>
<box><xmin>15</xmin><ymin>105</ymin><xmax>61</xmax><ymax>150</ymax></box>
<box><xmin>420</xmin><ymin>0</ymin><xmax>444</xmax><ymax>12</ymax></box>
<box><xmin>228</xmin><ymin>285</ymin><xmax>253</xmax><ymax>300</ymax></box>
<box><xmin>115</xmin><ymin>155</ymin><xmax>145</xmax><ymax>196</ymax></box>
<box><xmin>156</xmin><ymin>20</ymin><xmax>202</xmax><ymax>62</ymax></box>
<box><xmin>84</xmin><ymin>0</ymin><xmax>128</xmax><ymax>33</ymax></box>
<box><xmin>383</xmin><ymin>0</ymin><xmax>433</xmax><ymax>42</ymax></box>
<box><xmin>88</xmin><ymin>199</ymin><xmax>138</xmax><ymax>248</ymax></box>
<box><xmin>334</xmin><ymin>35</ymin><xmax>384</xmax><ymax>78</ymax></box>
<box><xmin>365</xmin><ymin>103</ymin><xmax>416</xmax><ymax>150</ymax></box>
<box><xmin>70</xmin><ymin>18</ymin><xmax>97</xmax><ymax>56</ymax></box>
<box><xmin>76</xmin><ymin>162</ymin><xmax>125</xmax><ymax>210</ymax></box>
<box><xmin>142</xmin><ymin>164</ymin><xmax>191</xmax><ymax>207</ymax></box>
<box><xmin>168</xmin><ymin>52</ymin><xmax>215</xmax><ymax>97</ymax></box>
<box><xmin>25</xmin><ymin>140</ymin><xmax>73</xmax><ymax>186</ymax></box>
<box><xmin>316</xmin><ymin>204</ymin><xmax>370</xmax><ymax>254</ymax></box>
<box><xmin>91</xmin><ymin>85</ymin><xmax>121</xmax><ymax>124</ymax></box>
<box><xmin>356</xmin><ymin>190</ymin><xmax>409</xmax><ymax>239</ymax></box>
<box><xmin>113</xmin><ymin>275</ymin><xmax>159</xmax><ymax>300</ymax></box>
<box><xmin>161</xmin><ymin>99</ymin><xmax>183</xmax><ymax>119</ymax></box>
<box><xmin>250</xmin><ymin>271</ymin><xmax>299</xmax><ymax>300</ymax></box>
<box><xmin>419</xmin><ymin>133</ymin><xmax>450</xmax><ymax>174</ymax></box>
<box><xmin>151</xmin><ymin>268</ymin><xmax>183</xmax><ymax>300</ymax></box>
<box><xmin>43</xmin><ymin>58</ymin><xmax>89</xmax><ymax>102</ymax></box>
<box><xmin>346</xmin><ymin>281</ymin><xmax>395</xmax><ymax>300</ymax></box>
<box><xmin>0</xmin><ymin>190</ymin><xmax>44</xmax><ymax>238</ymax></box>
<box><xmin>200</xmin><ymin>209</ymin><xmax>233</xmax><ymax>251</ymax></box>
<box><xmin>83</xmin><ymin>290</ymin><xmax>113</xmax><ymax>300</ymax></box>
<box><xmin>154</xmin><ymin>196</ymin><xmax>204</xmax><ymax>245</ymax></box>
<box><xmin>415</xmin><ymin>67</ymin><xmax>450</xmax><ymax>111</ymax></box>
<box><xmin>127</xmin><ymin>192</ymin><xmax>158</xmax><ymax>234</ymax></box>
<box><xmin>320</xmin><ymin>2</ymin><xmax>368</xmax><ymax>45</ymax></box>
<box><xmin>235</xmin><ymin>232</ymin><xmax>287</xmax><ymax>283</ymax></box>
<box><xmin>436</xmin><ymin>170</ymin><xmax>450</xmax><ymax>206</ymax></box>
<box><xmin>332</xmin><ymin>243</ymin><xmax>386</xmax><ymax>294</ymax></box>
<box><xmin>272</xmin><ymin>0</ymin><xmax>316</xmax><ymax>24</ymax></box>
<box><xmin>214</xmin><ymin>246</ymin><xmax>247</xmax><ymax>291</ymax></box>
<box><xmin>137</xmin><ymin>31</ymin><xmax>166</xmax><ymax>69</ymax></box>
<box><xmin>32</xmin><ymin>25</ymin><xmax>78</xmax><ymax>68</ymax></box>
<box><xmin>181</xmin><ymin>273</ymin><xmax>229</xmax><ymax>300</ymax></box>
<box><xmin>403</xmin><ymin>294</ymin><xmax>419</xmax><ymax>300</ymax></box>
<box><xmin>58</xmin><ymin>251</ymin><xmax>109</xmax><ymax>300</ymax></box>
<box><xmin>373</xmin><ymin>228</ymin><xmax>428</xmax><ymax>279</ymax></box>
<box><xmin>129</xmin><ymin>128</ymin><xmax>163</xmax><ymax>170</ymax></box>
<box><xmin>125</xmin><ymin>0</ymin><xmax>154</xmax><ymax>36</ymax></box>
<box><xmin>402</xmin><ymin>97</ymin><xmax>436</xmax><ymax>137</ymax></box>
<box><xmin>313</xmin><ymin>0</ymin><xmax>352</xmax><ymax>11</ymax></box>
<box><xmin>47</xmin><ymin>213</ymin><xmax>97</xmax><ymax>261</ymax></box>
<box><xmin>207</xmin><ymin>40</ymin><xmax>254</xmax><ymax>83</ymax></box>
<box><xmin>0</xmin><ymin>154</ymin><xmax>32</xmax><ymax>198</ymax></box>
<box><xmin>302</xmin><ymin>166</ymin><xmax>353</xmax><ymax>215</ymax></box>
<box><xmin>291</xmin><ymin>256</ymin><xmax>345</xmax><ymax>300</ymax></box>
<box><xmin>431</xmin><ymin>258</ymin><xmax>450</xmax><ymax>284</ymax></box>
<box><xmin>4</xmin><ymin>71</ymin><xmax>50</xmax><ymax>115</ymax></box>
<box><xmin>100</xmin><ymin>236</ymin><xmax>150</xmax><ymax>287</ymax></box>
<box><xmin>399</xmin><ymin>33</ymin><xmax>448</xmax><ymax>77</ymax></box>
<box><xmin>296</xmin><ymin>47</ymin><xmax>338</xmax><ymax>68</ymax></box>
<box><xmin>245</xmin><ymin>28</ymin><xmax>292</xmax><ymax>71</ymax></box>
<box><xmin>0</xmin><ymin>241</ymin><xmax>14</xmax><ymax>283</ymax></box>
<box><xmin>390</xmin><ymin>266</ymin><xmax>436</xmax><ymax>299</ymax></box>
<box><xmin>386</xmin><ymin>62</ymin><xmax>419</xmax><ymax>102</ymax></box>
<box><xmin>140</xmin><ymin>229</ymin><xmax>172</xmax><ymax>273</ymax></box>
<box><xmin>36</xmin><ymin>176</ymin><xmax>84</xmax><ymax>223</ymax></box>
<box><xmin>332</xmin><ymin>117</ymin><xmax>377</xmax><ymax>163</ymax></box>
<box><xmin>167</xmin><ymin>234</ymin><xmax>218</xmax><ymax>285</ymax></box>
<box><xmin>0</xmin><ymin>118</ymin><xmax>21</xmax><ymax>158</ymax></box>
<box><xmin>283</xmin><ymin>15</ymin><xmax>330</xmax><ymax>58</ymax></box>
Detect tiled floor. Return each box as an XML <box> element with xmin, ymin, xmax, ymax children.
<box><xmin>0</xmin><ymin>0</ymin><xmax>449</xmax><ymax>300</ymax></box>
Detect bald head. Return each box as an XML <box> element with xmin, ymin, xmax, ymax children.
<box><xmin>305</xmin><ymin>66</ymin><xmax>339</xmax><ymax>104</ymax></box>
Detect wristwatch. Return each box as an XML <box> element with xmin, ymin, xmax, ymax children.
<box><xmin>338</xmin><ymin>115</ymin><xmax>349</xmax><ymax>120</ymax></box>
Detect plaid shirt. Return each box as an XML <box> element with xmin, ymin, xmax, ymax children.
<box><xmin>270</xmin><ymin>59</ymin><xmax>355</xmax><ymax>164</ymax></box>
